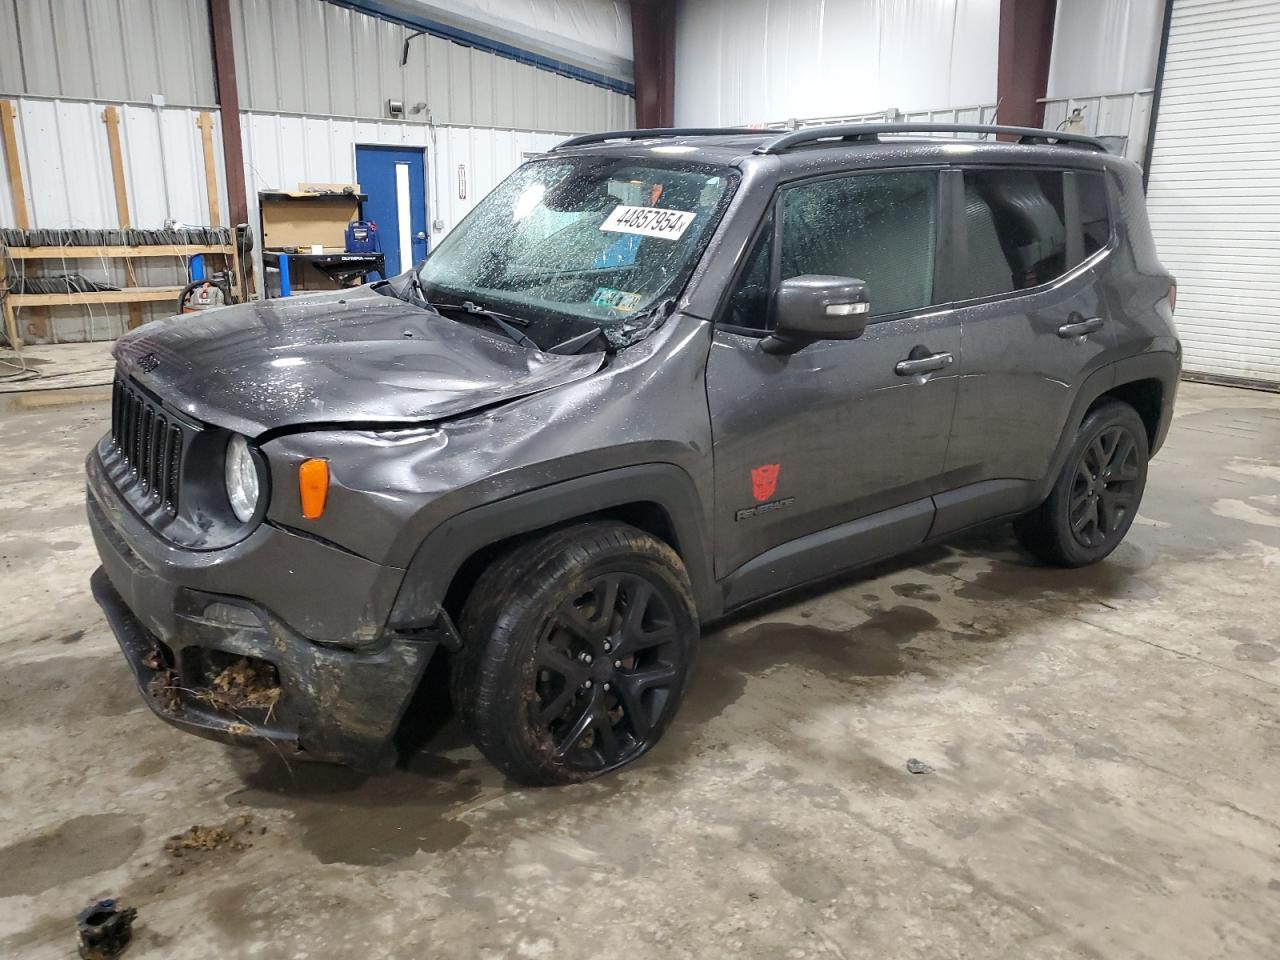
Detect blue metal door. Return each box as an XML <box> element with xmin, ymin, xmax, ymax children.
<box><xmin>355</xmin><ymin>145</ymin><xmax>428</xmax><ymax>276</ymax></box>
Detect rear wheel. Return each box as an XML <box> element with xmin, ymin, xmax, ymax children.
<box><xmin>453</xmin><ymin>522</ymin><xmax>698</xmax><ymax>785</ymax></box>
<box><xmin>1015</xmin><ymin>400</ymin><xmax>1149</xmax><ymax>567</ymax></box>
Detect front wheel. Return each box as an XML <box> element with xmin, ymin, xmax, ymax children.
<box><xmin>453</xmin><ymin>522</ymin><xmax>699</xmax><ymax>785</ymax></box>
<box><xmin>1015</xmin><ymin>400</ymin><xmax>1150</xmax><ymax>567</ymax></box>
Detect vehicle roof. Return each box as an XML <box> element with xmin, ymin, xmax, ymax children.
<box><xmin>549</xmin><ymin>128</ymin><xmax>1125</xmax><ymax>177</ymax></box>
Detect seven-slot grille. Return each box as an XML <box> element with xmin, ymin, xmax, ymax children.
<box><xmin>110</xmin><ymin>378</ymin><xmax>183</xmax><ymax>514</ymax></box>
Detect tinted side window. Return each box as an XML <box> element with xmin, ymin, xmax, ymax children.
<box><xmin>779</xmin><ymin>171</ymin><xmax>938</xmax><ymax>318</ymax></box>
<box><xmin>725</xmin><ymin>219</ymin><xmax>774</xmax><ymax>330</ymax></box>
<box><xmin>960</xmin><ymin>169</ymin><xmax>1067</xmax><ymax>299</ymax></box>
<box><xmin>1077</xmin><ymin>171</ymin><xmax>1112</xmax><ymax>257</ymax></box>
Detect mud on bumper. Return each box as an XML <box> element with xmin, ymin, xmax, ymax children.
<box><xmin>86</xmin><ymin>452</ymin><xmax>442</xmax><ymax>771</ymax></box>
<box><xmin>91</xmin><ymin>567</ymin><xmax>436</xmax><ymax>771</ymax></box>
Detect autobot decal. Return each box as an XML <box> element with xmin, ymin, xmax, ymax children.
<box><xmin>751</xmin><ymin>463</ymin><xmax>781</xmax><ymax>502</ymax></box>
<box><xmin>736</xmin><ymin>463</ymin><xmax>790</xmax><ymax>520</ymax></box>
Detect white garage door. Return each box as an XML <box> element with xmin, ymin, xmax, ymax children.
<box><xmin>1145</xmin><ymin>0</ymin><xmax>1280</xmax><ymax>386</ymax></box>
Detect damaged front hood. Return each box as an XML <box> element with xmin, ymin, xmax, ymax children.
<box><xmin>113</xmin><ymin>288</ymin><xmax>605</xmax><ymax>436</ymax></box>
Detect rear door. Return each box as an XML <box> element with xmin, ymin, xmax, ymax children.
<box><xmin>706</xmin><ymin>168</ymin><xmax>962</xmax><ymax>582</ymax></box>
<box><xmin>942</xmin><ymin>166</ymin><xmax>1116</xmax><ymax>499</ymax></box>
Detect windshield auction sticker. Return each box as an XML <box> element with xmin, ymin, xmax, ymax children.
<box><xmin>600</xmin><ymin>205</ymin><xmax>696</xmax><ymax>241</ymax></box>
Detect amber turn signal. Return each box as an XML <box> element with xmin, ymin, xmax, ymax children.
<box><xmin>298</xmin><ymin>458</ymin><xmax>329</xmax><ymax>519</ymax></box>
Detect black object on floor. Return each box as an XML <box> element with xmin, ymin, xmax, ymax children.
<box><xmin>76</xmin><ymin>898</ymin><xmax>138</xmax><ymax>960</ymax></box>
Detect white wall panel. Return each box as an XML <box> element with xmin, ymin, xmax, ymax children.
<box><xmin>1145</xmin><ymin>0</ymin><xmax>1280</xmax><ymax>385</ymax></box>
<box><xmin>674</xmin><ymin>0</ymin><xmax>999</xmax><ymax>126</ymax></box>
<box><xmin>1</xmin><ymin>100</ymin><xmax>224</xmax><ymax>233</ymax></box>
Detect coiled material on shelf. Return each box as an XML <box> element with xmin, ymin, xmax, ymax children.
<box><xmin>0</xmin><ymin>227</ymin><xmax>233</xmax><ymax>247</ymax></box>
<box><xmin>6</xmin><ymin>274</ymin><xmax>122</xmax><ymax>294</ymax></box>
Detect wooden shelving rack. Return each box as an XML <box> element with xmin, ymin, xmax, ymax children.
<box><xmin>0</xmin><ymin>101</ymin><xmax>241</xmax><ymax>348</ymax></box>
<box><xmin>1</xmin><ymin>243</ymin><xmax>239</xmax><ymax>347</ymax></box>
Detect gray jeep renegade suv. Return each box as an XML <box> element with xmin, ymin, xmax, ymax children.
<box><xmin>87</xmin><ymin>123</ymin><xmax>1179</xmax><ymax>785</ymax></box>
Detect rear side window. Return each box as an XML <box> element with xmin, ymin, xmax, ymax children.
<box><xmin>960</xmin><ymin>169</ymin><xmax>1067</xmax><ymax>299</ymax></box>
<box><xmin>778</xmin><ymin>171</ymin><xmax>939</xmax><ymax>318</ymax></box>
<box><xmin>1077</xmin><ymin>171</ymin><xmax>1112</xmax><ymax>257</ymax></box>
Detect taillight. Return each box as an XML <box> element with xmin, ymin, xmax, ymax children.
<box><xmin>1167</xmin><ymin>283</ymin><xmax>1177</xmax><ymax>314</ymax></box>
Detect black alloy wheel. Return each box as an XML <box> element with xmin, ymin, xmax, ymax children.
<box><xmin>454</xmin><ymin>522</ymin><xmax>698</xmax><ymax>785</ymax></box>
<box><xmin>530</xmin><ymin>572</ymin><xmax>681</xmax><ymax>773</ymax></box>
<box><xmin>1068</xmin><ymin>424</ymin><xmax>1142</xmax><ymax>549</ymax></box>
<box><xmin>1015</xmin><ymin>399</ymin><xmax>1150</xmax><ymax>567</ymax></box>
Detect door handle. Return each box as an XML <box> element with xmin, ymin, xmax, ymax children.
<box><xmin>895</xmin><ymin>351</ymin><xmax>954</xmax><ymax>376</ymax></box>
<box><xmin>414</xmin><ymin>231</ymin><xmax>427</xmax><ymax>241</ymax></box>
<box><xmin>1058</xmin><ymin>316</ymin><xmax>1104</xmax><ymax>338</ymax></box>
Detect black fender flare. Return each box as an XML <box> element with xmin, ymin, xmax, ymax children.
<box><xmin>1031</xmin><ymin>346</ymin><xmax>1181</xmax><ymax>504</ymax></box>
<box><xmin>387</xmin><ymin>463</ymin><xmax>719</xmax><ymax>632</ymax></box>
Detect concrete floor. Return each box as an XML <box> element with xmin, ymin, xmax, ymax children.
<box><xmin>1</xmin><ymin>381</ymin><xmax>1278</xmax><ymax>960</ymax></box>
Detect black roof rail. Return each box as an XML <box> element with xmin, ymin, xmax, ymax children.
<box><xmin>753</xmin><ymin>123</ymin><xmax>1107</xmax><ymax>155</ymax></box>
<box><xmin>552</xmin><ymin>127</ymin><xmax>754</xmax><ymax>150</ymax></box>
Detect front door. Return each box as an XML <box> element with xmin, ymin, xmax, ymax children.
<box><xmin>707</xmin><ymin>168</ymin><xmax>961</xmax><ymax>582</ymax></box>
<box><xmin>355</xmin><ymin>145</ymin><xmax>429</xmax><ymax>276</ymax></box>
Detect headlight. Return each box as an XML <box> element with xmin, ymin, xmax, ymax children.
<box><xmin>225</xmin><ymin>434</ymin><xmax>260</xmax><ymax>522</ymax></box>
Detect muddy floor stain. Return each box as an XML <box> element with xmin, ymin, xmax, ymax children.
<box><xmin>681</xmin><ymin>605</ymin><xmax>941</xmax><ymax>726</ymax></box>
<box><xmin>0</xmin><ymin>655</ymin><xmax>139</xmax><ymax>730</ymax></box>
<box><xmin>1234</xmin><ymin>643</ymin><xmax>1278</xmax><ymax>663</ymax></box>
<box><xmin>228</xmin><ymin>754</ymin><xmax>481</xmax><ymax>865</ymax></box>
<box><xmin>0</xmin><ymin>814</ymin><xmax>143</xmax><ymax>896</ymax></box>
<box><xmin>892</xmin><ymin>582</ymin><xmax>942</xmax><ymax>602</ymax></box>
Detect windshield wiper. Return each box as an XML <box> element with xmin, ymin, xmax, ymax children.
<box><xmin>548</xmin><ymin>327</ymin><xmax>605</xmax><ymax>355</ymax></box>
<box><xmin>431</xmin><ymin>300</ymin><xmax>538</xmax><ymax>350</ymax></box>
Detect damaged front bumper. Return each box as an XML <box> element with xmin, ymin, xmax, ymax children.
<box><xmin>86</xmin><ymin>450</ymin><xmax>444</xmax><ymax>771</ymax></box>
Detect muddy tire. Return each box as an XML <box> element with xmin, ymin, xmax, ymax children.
<box><xmin>1015</xmin><ymin>400</ymin><xmax>1149</xmax><ymax>567</ymax></box>
<box><xmin>453</xmin><ymin>522</ymin><xmax>699</xmax><ymax>786</ymax></box>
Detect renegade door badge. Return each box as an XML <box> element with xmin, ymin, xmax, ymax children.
<box><xmin>600</xmin><ymin>205</ymin><xmax>696</xmax><ymax>240</ymax></box>
<box><xmin>736</xmin><ymin>498</ymin><xmax>795</xmax><ymax>521</ymax></box>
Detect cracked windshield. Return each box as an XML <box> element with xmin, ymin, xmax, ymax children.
<box><xmin>419</xmin><ymin>157</ymin><xmax>735</xmax><ymax>343</ymax></box>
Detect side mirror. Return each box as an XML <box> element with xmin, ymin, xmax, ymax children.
<box><xmin>762</xmin><ymin>275</ymin><xmax>870</xmax><ymax>354</ymax></box>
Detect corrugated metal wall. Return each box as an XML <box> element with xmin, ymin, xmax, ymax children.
<box><xmin>1</xmin><ymin>99</ymin><xmax>227</xmax><ymax>230</ymax></box>
<box><xmin>0</xmin><ymin>0</ymin><xmax>216</xmax><ymax>106</ymax></box>
<box><xmin>231</xmin><ymin>0</ymin><xmax>634</xmax><ymax>131</ymax></box>
<box><xmin>673</xmin><ymin>0</ymin><xmax>1000</xmax><ymax>126</ymax></box>
<box><xmin>0</xmin><ymin>0</ymin><xmax>633</xmax><ymax>131</ymax></box>
<box><xmin>0</xmin><ymin>97</ymin><xmax>229</xmax><ymax>342</ymax></box>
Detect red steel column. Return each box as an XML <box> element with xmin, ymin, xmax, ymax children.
<box><xmin>997</xmin><ymin>0</ymin><xmax>1058</xmax><ymax>130</ymax></box>
<box><xmin>631</xmin><ymin>0</ymin><xmax>676</xmax><ymax>128</ymax></box>
<box><xmin>208</xmin><ymin>0</ymin><xmax>249</xmax><ymax>226</ymax></box>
